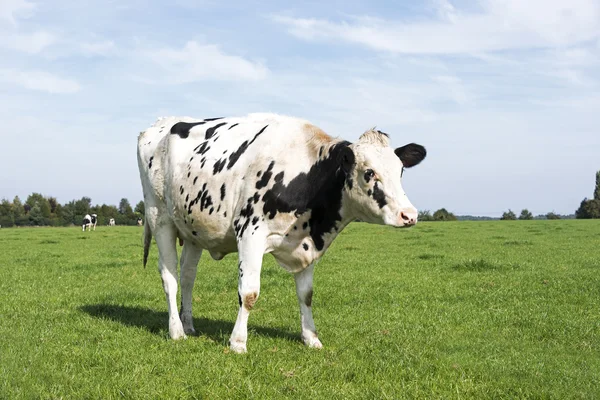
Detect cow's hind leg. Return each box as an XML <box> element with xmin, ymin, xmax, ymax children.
<box><xmin>229</xmin><ymin>237</ymin><xmax>265</xmax><ymax>353</ymax></box>
<box><xmin>294</xmin><ymin>263</ymin><xmax>322</xmax><ymax>348</ymax></box>
<box><xmin>179</xmin><ymin>241</ymin><xmax>202</xmax><ymax>335</ymax></box>
<box><xmin>154</xmin><ymin>225</ymin><xmax>186</xmax><ymax>339</ymax></box>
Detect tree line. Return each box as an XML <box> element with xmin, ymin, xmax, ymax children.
<box><xmin>500</xmin><ymin>170</ymin><xmax>600</xmax><ymax>220</ymax></box>
<box><xmin>0</xmin><ymin>194</ymin><xmax>145</xmax><ymax>227</ymax></box>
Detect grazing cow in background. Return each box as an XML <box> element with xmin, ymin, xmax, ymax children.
<box><xmin>82</xmin><ymin>214</ymin><xmax>97</xmax><ymax>231</ymax></box>
<box><xmin>137</xmin><ymin>218</ymin><xmax>143</xmax><ymax>226</ymax></box>
<box><xmin>137</xmin><ymin>113</ymin><xmax>426</xmax><ymax>353</ymax></box>
<box><xmin>109</xmin><ymin>218</ymin><xmax>116</xmax><ymax>226</ymax></box>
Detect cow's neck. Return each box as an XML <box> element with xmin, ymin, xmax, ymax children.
<box><xmin>302</xmin><ymin>140</ymin><xmax>356</xmax><ymax>253</ymax></box>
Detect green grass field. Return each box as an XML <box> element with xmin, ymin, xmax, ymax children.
<box><xmin>1</xmin><ymin>221</ymin><xmax>599</xmax><ymax>399</ymax></box>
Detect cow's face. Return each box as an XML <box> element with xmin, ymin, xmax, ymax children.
<box><xmin>342</xmin><ymin>129</ymin><xmax>426</xmax><ymax>227</ymax></box>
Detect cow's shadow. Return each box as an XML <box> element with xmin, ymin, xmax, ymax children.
<box><xmin>80</xmin><ymin>304</ymin><xmax>299</xmax><ymax>344</ymax></box>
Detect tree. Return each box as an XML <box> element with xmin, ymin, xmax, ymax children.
<box><xmin>25</xmin><ymin>193</ymin><xmax>51</xmax><ymax>221</ymax></box>
<box><xmin>519</xmin><ymin>209</ymin><xmax>533</xmax><ymax>220</ymax></box>
<box><xmin>575</xmin><ymin>198</ymin><xmax>600</xmax><ymax>219</ymax></box>
<box><xmin>119</xmin><ymin>198</ymin><xmax>133</xmax><ymax>215</ymax></box>
<box><xmin>433</xmin><ymin>208</ymin><xmax>457</xmax><ymax>221</ymax></box>
<box><xmin>418</xmin><ymin>209</ymin><xmax>434</xmax><ymax>221</ymax></box>
<box><xmin>575</xmin><ymin>171</ymin><xmax>600</xmax><ymax>219</ymax></box>
<box><xmin>546</xmin><ymin>212</ymin><xmax>561</xmax><ymax>220</ymax></box>
<box><xmin>12</xmin><ymin>196</ymin><xmax>27</xmax><ymax>226</ymax></box>
<box><xmin>134</xmin><ymin>200</ymin><xmax>145</xmax><ymax>216</ymax></box>
<box><xmin>501</xmin><ymin>210</ymin><xmax>517</xmax><ymax>220</ymax></box>
<box><xmin>0</xmin><ymin>198</ymin><xmax>14</xmax><ymax>227</ymax></box>
<box><xmin>595</xmin><ymin>171</ymin><xmax>600</xmax><ymax>201</ymax></box>
<box><xmin>74</xmin><ymin>197</ymin><xmax>92</xmax><ymax>217</ymax></box>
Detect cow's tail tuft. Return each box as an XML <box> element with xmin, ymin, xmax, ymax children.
<box><xmin>143</xmin><ymin>221</ymin><xmax>152</xmax><ymax>268</ymax></box>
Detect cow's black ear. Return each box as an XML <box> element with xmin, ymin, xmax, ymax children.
<box><xmin>338</xmin><ymin>146</ymin><xmax>355</xmax><ymax>174</ymax></box>
<box><xmin>394</xmin><ymin>143</ymin><xmax>426</xmax><ymax>168</ymax></box>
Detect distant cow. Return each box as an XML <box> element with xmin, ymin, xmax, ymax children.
<box><xmin>82</xmin><ymin>214</ymin><xmax>97</xmax><ymax>231</ymax></box>
<box><xmin>137</xmin><ymin>114</ymin><xmax>426</xmax><ymax>353</ymax></box>
<box><xmin>137</xmin><ymin>218</ymin><xmax>143</xmax><ymax>226</ymax></box>
<box><xmin>109</xmin><ymin>218</ymin><xmax>116</xmax><ymax>226</ymax></box>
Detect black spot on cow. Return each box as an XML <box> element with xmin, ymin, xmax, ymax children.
<box><xmin>193</xmin><ymin>176</ymin><xmax>198</xmax><ymax>185</ymax></box>
<box><xmin>187</xmin><ymin>172</ymin><xmax>190</xmax><ymax>178</ymax></box>
<box><xmin>204</xmin><ymin>117</ymin><xmax>224</xmax><ymax>122</ymax></box>
<box><xmin>220</xmin><ymin>184</ymin><xmax>226</xmax><ymax>201</ymax></box>
<box><xmin>256</xmin><ymin>170</ymin><xmax>262</xmax><ymax>177</ymax></box>
<box><xmin>238</xmin><ymin>292</ymin><xmax>242</xmax><ymax>307</ymax></box>
<box><xmin>252</xmin><ymin>216</ymin><xmax>259</xmax><ymax>225</ymax></box>
<box><xmin>205</xmin><ymin>122</ymin><xmax>227</xmax><ymax>140</ymax></box>
<box><xmin>256</xmin><ymin>161</ymin><xmax>275</xmax><ymax>189</ymax></box>
<box><xmin>262</xmin><ymin>141</ymin><xmax>353</xmax><ymax>251</ymax></box>
<box><xmin>302</xmin><ymin>243</ymin><xmax>309</xmax><ymax>251</ymax></box>
<box><xmin>209</xmin><ymin>207</ymin><xmax>214</xmax><ymax>215</ymax></box>
<box><xmin>213</xmin><ymin>159</ymin><xmax>226</xmax><ymax>175</ymax></box>
<box><xmin>148</xmin><ymin>156</ymin><xmax>154</xmax><ymax>169</ymax></box>
<box><xmin>302</xmin><ymin>222</ymin><xmax>308</xmax><ymax>230</ymax></box>
<box><xmin>376</xmin><ymin>129</ymin><xmax>389</xmax><ymax>138</ymax></box>
<box><xmin>217</xmin><ymin>205</ymin><xmax>221</xmax><ymax>213</ymax></box>
<box><xmin>170</xmin><ymin>121</ymin><xmax>206</xmax><ymax>139</ymax></box>
<box><xmin>372</xmin><ymin>182</ymin><xmax>387</xmax><ymax>208</ymax></box>
<box><xmin>227</xmin><ymin>125</ymin><xmax>268</xmax><ymax>170</ymax></box>
<box><xmin>192</xmin><ymin>231</ymin><xmax>197</xmax><ymax>236</ymax></box>
<box><xmin>364</xmin><ymin>170</ymin><xmax>374</xmax><ymax>183</ymax></box>
<box><xmin>194</xmin><ymin>141</ymin><xmax>210</xmax><ymax>156</ymax></box>
<box><xmin>253</xmin><ymin>193</ymin><xmax>260</xmax><ymax>204</ymax></box>
<box><xmin>185</xmin><ymin>194</ymin><xmax>189</xmax><ymax>202</ymax></box>
<box><xmin>228</xmin><ymin>123</ymin><xmax>239</xmax><ymax>130</ymax></box>
<box><xmin>180</xmin><ymin>186</ymin><xmax>184</xmax><ymax>195</ymax></box>
<box><xmin>189</xmin><ymin>157</ymin><xmax>194</xmax><ymax>162</ymax></box>
<box><xmin>224</xmin><ymin>211</ymin><xmax>227</xmax><ymax>217</ymax></box>
<box><xmin>367</xmin><ymin>189</ymin><xmax>372</xmax><ymax>196</ymax></box>
<box><xmin>319</xmin><ymin>146</ymin><xmax>324</xmax><ymax>158</ymax></box>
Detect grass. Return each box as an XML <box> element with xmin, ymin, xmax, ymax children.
<box><xmin>1</xmin><ymin>220</ymin><xmax>599</xmax><ymax>399</ymax></box>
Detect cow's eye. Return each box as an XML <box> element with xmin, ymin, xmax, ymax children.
<box><xmin>364</xmin><ymin>169</ymin><xmax>375</xmax><ymax>182</ymax></box>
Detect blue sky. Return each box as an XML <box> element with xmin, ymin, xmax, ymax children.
<box><xmin>1</xmin><ymin>0</ymin><xmax>599</xmax><ymax>216</ymax></box>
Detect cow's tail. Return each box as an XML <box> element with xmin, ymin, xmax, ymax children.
<box><xmin>143</xmin><ymin>221</ymin><xmax>152</xmax><ymax>268</ymax></box>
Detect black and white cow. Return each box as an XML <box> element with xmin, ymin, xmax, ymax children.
<box><xmin>108</xmin><ymin>218</ymin><xmax>116</xmax><ymax>226</ymax></box>
<box><xmin>137</xmin><ymin>114</ymin><xmax>426</xmax><ymax>353</ymax></box>
<box><xmin>82</xmin><ymin>214</ymin><xmax>97</xmax><ymax>231</ymax></box>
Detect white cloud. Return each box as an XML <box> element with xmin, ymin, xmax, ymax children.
<box><xmin>144</xmin><ymin>41</ymin><xmax>268</xmax><ymax>83</ymax></box>
<box><xmin>0</xmin><ymin>0</ymin><xmax>35</xmax><ymax>26</ymax></box>
<box><xmin>0</xmin><ymin>68</ymin><xmax>80</xmax><ymax>93</ymax></box>
<box><xmin>80</xmin><ymin>40</ymin><xmax>115</xmax><ymax>56</ymax></box>
<box><xmin>0</xmin><ymin>30</ymin><xmax>55</xmax><ymax>53</ymax></box>
<box><xmin>271</xmin><ymin>0</ymin><xmax>600</xmax><ymax>54</ymax></box>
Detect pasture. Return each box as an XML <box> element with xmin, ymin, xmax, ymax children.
<box><xmin>1</xmin><ymin>221</ymin><xmax>599</xmax><ymax>399</ymax></box>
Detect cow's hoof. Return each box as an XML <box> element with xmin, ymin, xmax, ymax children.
<box><xmin>169</xmin><ymin>325</ymin><xmax>187</xmax><ymax>340</ymax></box>
<box><xmin>304</xmin><ymin>337</ymin><xmax>323</xmax><ymax>349</ymax></box>
<box><xmin>229</xmin><ymin>341</ymin><xmax>247</xmax><ymax>354</ymax></box>
<box><xmin>183</xmin><ymin>326</ymin><xmax>196</xmax><ymax>336</ymax></box>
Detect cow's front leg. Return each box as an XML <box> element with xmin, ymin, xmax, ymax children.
<box><xmin>229</xmin><ymin>238</ymin><xmax>264</xmax><ymax>353</ymax></box>
<box><xmin>294</xmin><ymin>263</ymin><xmax>322</xmax><ymax>348</ymax></box>
<box><xmin>179</xmin><ymin>241</ymin><xmax>202</xmax><ymax>335</ymax></box>
<box><xmin>154</xmin><ymin>225</ymin><xmax>185</xmax><ymax>340</ymax></box>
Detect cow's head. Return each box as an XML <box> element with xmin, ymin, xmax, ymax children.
<box><xmin>340</xmin><ymin>129</ymin><xmax>426</xmax><ymax>227</ymax></box>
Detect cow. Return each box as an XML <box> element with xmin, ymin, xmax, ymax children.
<box><xmin>82</xmin><ymin>214</ymin><xmax>97</xmax><ymax>231</ymax></box>
<box><xmin>137</xmin><ymin>218</ymin><xmax>143</xmax><ymax>226</ymax></box>
<box><xmin>109</xmin><ymin>218</ymin><xmax>116</xmax><ymax>226</ymax></box>
<box><xmin>137</xmin><ymin>114</ymin><xmax>426</xmax><ymax>353</ymax></box>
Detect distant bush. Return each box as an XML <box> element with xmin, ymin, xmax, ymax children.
<box><xmin>433</xmin><ymin>208</ymin><xmax>457</xmax><ymax>221</ymax></box>
<box><xmin>501</xmin><ymin>210</ymin><xmax>517</xmax><ymax>220</ymax></box>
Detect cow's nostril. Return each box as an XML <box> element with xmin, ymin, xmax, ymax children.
<box><xmin>401</xmin><ymin>212</ymin><xmax>410</xmax><ymax>221</ymax></box>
